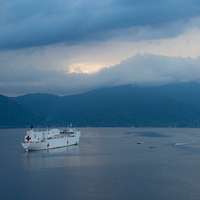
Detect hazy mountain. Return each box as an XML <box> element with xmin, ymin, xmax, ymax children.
<box><xmin>15</xmin><ymin>93</ymin><xmax>60</xmax><ymax>121</ymax></box>
<box><xmin>1</xmin><ymin>82</ymin><xmax>200</xmax><ymax>127</ymax></box>
<box><xmin>0</xmin><ymin>95</ymin><xmax>38</xmax><ymax>127</ymax></box>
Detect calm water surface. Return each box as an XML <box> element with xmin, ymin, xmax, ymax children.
<box><xmin>1</xmin><ymin>128</ymin><xmax>200</xmax><ymax>200</ymax></box>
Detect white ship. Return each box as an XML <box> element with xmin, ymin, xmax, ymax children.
<box><xmin>22</xmin><ymin>127</ymin><xmax>81</xmax><ymax>151</ymax></box>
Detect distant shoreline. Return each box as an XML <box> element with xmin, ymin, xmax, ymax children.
<box><xmin>1</xmin><ymin>126</ymin><xmax>200</xmax><ymax>129</ymax></box>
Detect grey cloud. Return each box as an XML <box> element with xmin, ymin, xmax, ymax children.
<box><xmin>94</xmin><ymin>54</ymin><xmax>200</xmax><ymax>86</ymax></box>
<box><xmin>1</xmin><ymin>54</ymin><xmax>200</xmax><ymax>96</ymax></box>
<box><xmin>1</xmin><ymin>0</ymin><xmax>200</xmax><ymax>49</ymax></box>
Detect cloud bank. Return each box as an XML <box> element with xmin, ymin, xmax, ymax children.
<box><xmin>1</xmin><ymin>0</ymin><xmax>200</xmax><ymax>50</ymax></box>
<box><xmin>1</xmin><ymin>54</ymin><xmax>200</xmax><ymax>96</ymax></box>
<box><xmin>1</xmin><ymin>0</ymin><xmax>200</xmax><ymax>95</ymax></box>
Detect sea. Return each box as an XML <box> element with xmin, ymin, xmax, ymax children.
<box><xmin>1</xmin><ymin>128</ymin><xmax>200</xmax><ymax>200</ymax></box>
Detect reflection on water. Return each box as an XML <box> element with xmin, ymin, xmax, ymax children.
<box><xmin>22</xmin><ymin>146</ymin><xmax>81</xmax><ymax>169</ymax></box>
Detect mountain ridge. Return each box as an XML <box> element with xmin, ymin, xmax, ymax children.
<box><xmin>1</xmin><ymin>83</ymin><xmax>200</xmax><ymax>127</ymax></box>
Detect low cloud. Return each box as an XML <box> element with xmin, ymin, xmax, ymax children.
<box><xmin>93</xmin><ymin>54</ymin><xmax>200</xmax><ymax>86</ymax></box>
<box><xmin>1</xmin><ymin>54</ymin><xmax>200</xmax><ymax>96</ymax></box>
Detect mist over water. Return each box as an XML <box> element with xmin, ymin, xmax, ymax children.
<box><xmin>1</xmin><ymin>128</ymin><xmax>200</xmax><ymax>200</ymax></box>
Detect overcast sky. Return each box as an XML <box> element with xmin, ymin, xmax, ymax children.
<box><xmin>1</xmin><ymin>0</ymin><xmax>200</xmax><ymax>96</ymax></box>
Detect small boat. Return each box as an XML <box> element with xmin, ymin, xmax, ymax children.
<box><xmin>22</xmin><ymin>126</ymin><xmax>81</xmax><ymax>152</ymax></box>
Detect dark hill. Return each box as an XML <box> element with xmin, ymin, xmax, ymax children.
<box><xmin>3</xmin><ymin>82</ymin><xmax>199</xmax><ymax>127</ymax></box>
<box><xmin>0</xmin><ymin>95</ymin><xmax>38</xmax><ymax>127</ymax></box>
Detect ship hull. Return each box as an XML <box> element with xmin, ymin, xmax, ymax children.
<box><xmin>22</xmin><ymin>134</ymin><xmax>80</xmax><ymax>151</ymax></box>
